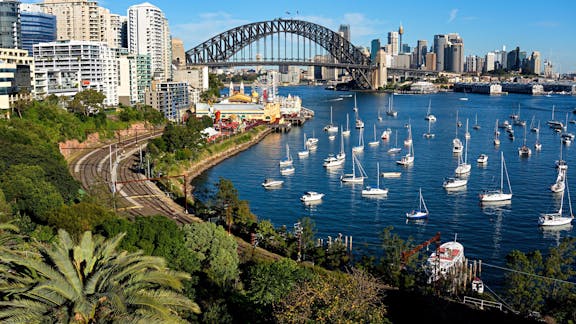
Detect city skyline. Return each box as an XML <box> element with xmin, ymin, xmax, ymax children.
<box><xmin>86</xmin><ymin>0</ymin><xmax>576</xmax><ymax>74</ymax></box>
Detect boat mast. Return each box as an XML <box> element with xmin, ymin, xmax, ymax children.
<box><xmin>567</xmin><ymin>172</ymin><xmax>574</xmax><ymax>218</ymax></box>
<box><xmin>377</xmin><ymin>162</ymin><xmax>380</xmax><ymax>188</ymax></box>
<box><xmin>504</xmin><ymin>153</ymin><xmax>512</xmax><ymax>194</ymax></box>
<box><xmin>500</xmin><ymin>152</ymin><xmax>504</xmax><ymax>193</ymax></box>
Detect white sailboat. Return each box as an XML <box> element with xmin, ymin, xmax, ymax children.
<box><xmin>298</xmin><ymin>133</ymin><xmax>310</xmax><ymax>158</ymax></box>
<box><xmin>443</xmin><ymin>176</ymin><xmax>468</xmax><ymax>189</ymax></box>
<box><xmin>493</xmin><ymin>119</ymin><xmax>501</xmax><ymax>146</ymax></box>
<box><xmin>406</xmin><ymin>188</ymin><xmax>429</xmax><ymax>219</ymax></box>
<box><xmin>424</xmin><ymin>117</ymin><xmax>435</xmax><ymax>139</ymax></box>
<box><xmin>424</xmin><ymin>99</ymin><xmax>436</xmax><ymax>122</ymax></box>
<box><xmin>464</xmin><ymin>118</ymin><xmax>471</xmax><ymax>140</ymax></box>
<box><xmin>455</xmin><ymin>123</ymin><xmax>471</xmax><ymax>175</ymax></box>
<box><xmin>362</xmin><ymin>162</ymin><xmax>388</xmax><ymax>196</ymax></box>
<box><xmin>368</xmin><ymin>124</ymin><xmax>380</xmax><ymax>146</ymax></box>
<box><xmin>518</xmin><ymin>124</ymin><xmax>532</xmax><ymax>156</ymax></box>
<box><xmin>530</xmin><ymin>115</ymin><xmax>539</xmax><ymax>133</ymax></box>
<box><xmin>535</xmin><ymin>121</ymin><xmax>542</xmax><ymax>151</ymax></box>
<box><xmin>539</xmin><ymin>172</ymin><xmax>574</xmax><ymax>227</ymax></box>
<box><xmin>479</xmin><ymin>152</ymin><xmax>512</xmax><ymax>202</ymax></box>
<box><xmin>280</xmin><ymin>165</ymin><xmax>295</xmax><ymax>175</ymax></box>
<box><xmin>354</xmin><ymin>94</ymin><xmax>364</xmax><ymax>129</ymax></box>
<box><xmin>342</xmin><ymin>113</ymin><xmax>351</xmax><ymax>136</ymax></box>
<box><xmin>306</xmin><ymin>129</ymin><xmax>319</xmax><ymax>150</ymax></box>
<box><xmin>279</xmin><ymin>144</ymin><xmax>293</xmax><ymax>167</ymax></box>
<box><xmin>387</xmin><ymin>130</ymin><xmax>402</xmax><ymax>154</ymax></box>
<box><xmin>404</xmin><ymin>121</ymin><xmax>413</xmax><ymax>146</ymax></box>
<box><xmin>341</xmin><ymin>152</ymin><xmax>368</xmax><ymax>183</ymax></box>
<box><xmin>377</xmin><ymin>106</ymin><xmax>383</xmax><ymax>122</ymax></box>
<box><xmin>547</xmin><ymin>105</ymin><xmax>563</xmax><ymax>130</ymax></box>
<box><xmin>352</xmin><ymin>128</ymin><xmax>365</xmax><ymax>153</ymax></box>
<box><xmin>324</xmin><ymin>132</ymin><xmax>346</xmax><ymax>168</ymax></box>
<box><xmin>453</xmin><ymin>111</ymin><xmax>463</xmax><ymax>154</ymax></box>
<box><xmin>513</xmin><ymin>103</ymin><xmax>526</xmax><ymax>126</ymax></box>
<box><xmin>396</xmin><ymin>135</ymin><xmax>414</xmax><ymax>166</ymax></box>
<box><xmin>551</xmin><ymin>166</ymin><xmax>566</xmax><ymax>193</ymax></box>
<box><xmin>561</xmin><ymin>113</ymin><xmax>575</xmax><ymax>144</ymax></box>
<box><xmin>386</xmin><ymin>94</ymin><xmax>398</xmax><ymax>117</ymax></box>
<box><xmin>323</xmin><ymin>106</ymin><xmax>339</xmax><ymax>133</ymax></box>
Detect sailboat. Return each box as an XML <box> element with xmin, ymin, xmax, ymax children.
<box><xmin>453</xmin><ymin>111</ymin><xmax>463</xmax><ymax>154</ymax></box>
<box><xmin>396</xmin><ymin>135</ymin><xmax>414</xmax><ymax>166</ymax></box>
<box><xmin>387</xmin><ymin>130</ymin><xmax>402</xmax><ymax>154</ymax></box>
<box><xmin>298</xmin><ymin>133</ymin><xmax>310</xmax><ymax>158</ymax></box>
<box><xmin>306</xmin><ymin>129</ymin><xmax>319</xmax><ymax>149</ymax></box>
<box><xmin>354</xmin><ymin>94</ymin><xmax>364</xmax><ymax>129</ymax></box>
<box><xmin>479</xmin><ymin>152</ymin><xmax>512</xmax><ymax>202</ymax></box>
<box><xmin>518</xmin><ymin>124</ymin><xmax>532</xmax><ymax>156</ymax></box>
<box><xmin>424</xmin><ymin>99</ymin><xmax>436</xmax><ymax>122</ymax></box>
<box><xmin>404</xmin><ymin>121</ymin><xmax>413</xmax><ymax>146</ymax></box>
<box><xmin>455</xmin><ymin>120</ymin><xmax>471</xmax><ymax>175</ymax></box>
<box><xmin>539</xmin><ymin>172</ymin><xmax>574</xmax><ymax>227</ymax></box>
<box><xmin>323</xmin><ymin>106</ymin><xmax>339</xmax><ymax>132</ymax></box>
<box><xmin>443</xmin><ymin>175</ymin><xmax>468</xmax><ymax>189</ymax></box>
<box><xmin>561</xmin><ymin>113</ymin><xmax>575</xmax><ymax>144</ymax></box>
<box><xmin>323</xmin><ymin>133</ymin><xmax>346</xmax><ymax>168</ymax></box>
<box><xmin>352</xmin><ymin>128</ymin><xmax>365</xmax><ymax>153</ymax></box>
<box><xmin>386</xmin><ymin>94</ymin><xmax>398</xmax><ymax>117</ymax></box>
<box><xmin>551</xmin><ymin>166</ymin><xmax>566</xmax><ymax>193</ymax></box>
<box><xmin>513</xmin><ymin>103</ymin><xmax>526</xmax><ymax>126</ymax></box>
<box><xmin>406</xmin><ymin>188</ymin><xmax>429</xmax><ymax>219</ymax></box>
<box><xmin>464</xmin><ymin>118</ymin><xmax>471</xmax><ymax>140</ymax></box>
<box><xmin>535</xmin><ymin>121</ymin><xmax>542</xmax><ymax>151</ymax></box>
<box><xmin>377</xmin><ymin>106</ymin><xmax>383</xmax><ymax>122</ymax></box>
<box><xmin>556</xmin><ymin>138</ymin><xmax>568</xmax><ymax>171</ymax></box>
<box><xmin>341</xmin><ymin>152</ymin><xmax>368</xmax><ymax>183</ymax></box>
<box><xmin>473</xmin><ymin>114</ymin><xmax>481</xmax><ymax>130</ymax></box>
<box><xmin>342</xmin><ymin>114</ymin><xmax>351</xmax><ymax>136</ymax></box>
<box><xmin>279</xmin><ymin>144</ymin><xmax>293</xmax><ymax>167</ymax></box>
<box><xmin>530</xmin><ymin>115</ymin><xmax>539</xmax><ymax>133</ymax></box>
<box><xmin>424</xmin><ymin>117</ymin><xmax>435</xmax><ymax>139</ymax></box>
<box><xmin>368</xmin><ymin>124</ymin><xmax>380</xmax><ymax>146</ymax></box>
<box><xmin>547</xmin><ymin>105</ymin><xmax>563</xmax><ymax>130</ymax></box>
<box><xmin>493</xmin><ymin>119</ymin><xmax>501</xmax><ymax>146</ymax></box>
<box><xmin>362</xmin><ymin>162</ymin><xmax>388</xmax><ymax>196</ymax></box>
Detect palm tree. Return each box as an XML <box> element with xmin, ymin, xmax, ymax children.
<box><xmin>0</xmin><ymin>229</ymin><xmax>200</xmax><ymax>323</ymax></box>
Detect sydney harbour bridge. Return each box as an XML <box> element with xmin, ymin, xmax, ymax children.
<box><xmin>185</xmin><ymin>19</ymin><xmax>432</xmax><ymax>90</ymax></box>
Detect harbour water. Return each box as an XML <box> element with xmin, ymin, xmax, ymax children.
<box><xmin>192</xmin><ymin>86</ymin><xmax>576</xmax><ymax>286</ymax></box>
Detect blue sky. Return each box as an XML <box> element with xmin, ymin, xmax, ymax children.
<box><xmin>28</xmin><ymin>0</ymin><xmax>576</xmax><ymax>73</ymax></box>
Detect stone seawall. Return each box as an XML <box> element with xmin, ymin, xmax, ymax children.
<box><xmin>185</xmin><ymin>127</ymin><xmax>272</xmax><ymax>182</ymax></box>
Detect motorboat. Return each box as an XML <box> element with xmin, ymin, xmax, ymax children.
<box><xmin>479</xmin><ymin>152</ymin><xmax>512</xmax><ymax>202</ymax></box>
<box><xmin>477</xmin><ymin>154</ymin><xmax>488</xmax><ymax>164</ymax></box>
<box><xmin>381</xmin><ymin>172</ymin><xmax>401</xmax><ymax>178</ymax></box>
<box><xmin>472</xmin><ymin>277</ymin><xmax>484</xmax><ymax>294</ymax></box>
<box><xmin>300</xmin><ymin>191</ymin><xmax>324</xmax><ymax>202</ymax></box>
<box><xmin>261</xmin><ymin>178</ymin><xmax>284</xmax><ymax>188</ymax></box>
<box><xmin>426</xmin><ymin>240</ymin><xmax>465</xmax><ymax>283</ymax></box>
<box><xmin>406</xmin><ymin>188</ymin><xmax>428</xmax><ymax>220</ymax></box>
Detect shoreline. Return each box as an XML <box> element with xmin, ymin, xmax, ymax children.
<box><xmin>184</xmin><ymin>126</ymin><xmax>273</xmax><ymax>190</ymax></box>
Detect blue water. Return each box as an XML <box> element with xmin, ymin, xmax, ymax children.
<box><xmin>192</xmin><ymin>86</ymin><xmax>576</xmax><ymax>286</ymax></box>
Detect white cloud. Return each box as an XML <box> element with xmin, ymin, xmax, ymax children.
<box><xmin>448</xmin><ymin>9</ymin><xmax>458</xmax><ymax>23</ymax></box>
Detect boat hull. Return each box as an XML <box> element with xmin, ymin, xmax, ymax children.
<box><xmin>538</xmin><ymin>214</ymin><xmax>572</xmax><ymax>227</ymax></box>
<box><xmin>479</xmin><ymin>192</ymin><xmax>512</xmax><ymax>202</ymax></box>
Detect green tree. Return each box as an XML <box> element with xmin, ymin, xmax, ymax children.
<box><xmin>68</xmin><ymin>89</ymin><xmax>106</xmax><ymax>117</ymax></box>
<box><xmin>0</xmin><ymin>189</ymin><xmax>11</xmax><ymax>223</ymax></box>
<box><xmin>0</xmin><ymin>164</ymin><xmax>64</xmax><ymax>223</ymax></box>
<box><xmin>200</xmin><ymin>74</ymin><xmax>223</xmax><ymax>102</ymax></box>
<box><xmin>505</xmin><ymin>249</ymin><xmax>546</xmax><ymax>314</ymax></box>
<box><xmin>46</xmin><ymin>202</ymin><xmax>114</xmax><ymax>238</ymax></box>
<box><xmin>183</xmin><ymin>222</ymin><xmax>239</xmax><ymax>287</ymax></box>
<box><xmin>0</xmin><ymin>229</ymin><xmax>200</xmax><ymax>323</ymax></box>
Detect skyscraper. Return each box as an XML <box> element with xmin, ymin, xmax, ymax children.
<box><xmin>338</xmin><ymin>24</ymin><xmax>350</xmax><ymax>42</ymax></box>
<box><xmin>370</xmin><ymin>39</ymin><xmax>381</xmax><ymax>63</ymax></box>
<box><xmin>416</xmin><ymin>40</ymin><xmax>428</xmax><ymax>68</ymax></box>
<box><xmin>20</xmin><ymin>4</ymin><xmax>56</xmax><ymax>54</ymax></box>
<box><xmin>434</xmin><ymin>33</ymin><xmax>464</xmax><ymax>72</ymax></box>
<box><xmin>387</xmin><ymin>31</ymin><xmax>399</xmax><ymax>56</ymax></box>
<box><xmin>433</xmin><ymin>34</ymin><xmax>448</xmax><ymax>71</ymax></box>
<box><xmin>0</xmin><ymin>1</ymin><xmax>21</xmax><ymax>49</ymax></box>
<box><xmin>128</xmin><ymin>2</ymin><xmax>172</xmax><ymax>80</ymax></box>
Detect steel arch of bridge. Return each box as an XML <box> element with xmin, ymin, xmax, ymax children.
<box><xmin>186</xmin><ymin>19</ymin><xmax>373</xmax><ymax>89</ymax></box>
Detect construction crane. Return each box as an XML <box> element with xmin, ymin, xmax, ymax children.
<box><xmin>401</xmin><ymin>232</ymin><xmax>441</xmax><ymax>265</ymax></box>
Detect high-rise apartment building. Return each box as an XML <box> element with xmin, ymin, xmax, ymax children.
<box><xmin>433</xmin><ymin>33</ymin><xmax>464</xmax><ymax>72</ymax></box>
<box><xmin>485</xmin><ymin>52</ymin><xmax>496</xmax><ymax>72</ymax></box>
<box><xmin>0</xmin><ymin>1</ymin><xmax>22</xmax><ymax>49</ymax></box>
<box><xmin>33</xmin><ymin>40</ymin><xmax>118</xmax><ymax>106</ymax></box>
<box><xmin>41</xmin><ymin>0</ymin><xmax>116</xmax><ymax>48</ymax></box>
<box><xmin>128</xmin><ymin>2</ymin><xmax>171</xmax><ymax>81</ymax></box>
<box><xmin>338</xmin><ymin>24</ymin><xmax>350</xmax><ymax>42</ymax></box>
<box><xmin>20</xmin><ymin>4</ymin><xmax>56</xmax><ymax>55</ymax></box>
<box><xmin>387</xmin><ymin>31</ymin><xmax>399</xmax><ymax>56</ymax></box>
<box><xmin>110</xmin><ymin>14</ymin><xmax>127</xmax><ymax>49</ymax></box>
<box><xmin>524</xmin><ymin>51</ymin><xmax>541</xmax><ymax>75</ymax></box>
<box><xmin>425</xmin><ymin>52</ymin><xmax>436</xmax><ymax>71</ymax></box>
<box><xmin>0</xmin><ymin>48</ymin><xmax>34</xmax><ymax>113</ymax></box>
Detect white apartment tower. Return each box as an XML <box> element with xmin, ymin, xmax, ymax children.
<box><xmin>33</xmin><ymin>41</ymin><xmax>118</xmax><ymax>106</ymax></box>
<box><xmin>387</xmin><ymin>31</ymin><xmax>399</xmax><ymax>56</ymax></box>
<box><xmin>128</xmin><ymin>2</ymin><xmax>171</xmax><ymax>81</ymax></box>
<box><xmin>41</xmin><ymin>0</ymin><xmax>116</xmax><ymax>48</ymax></box>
